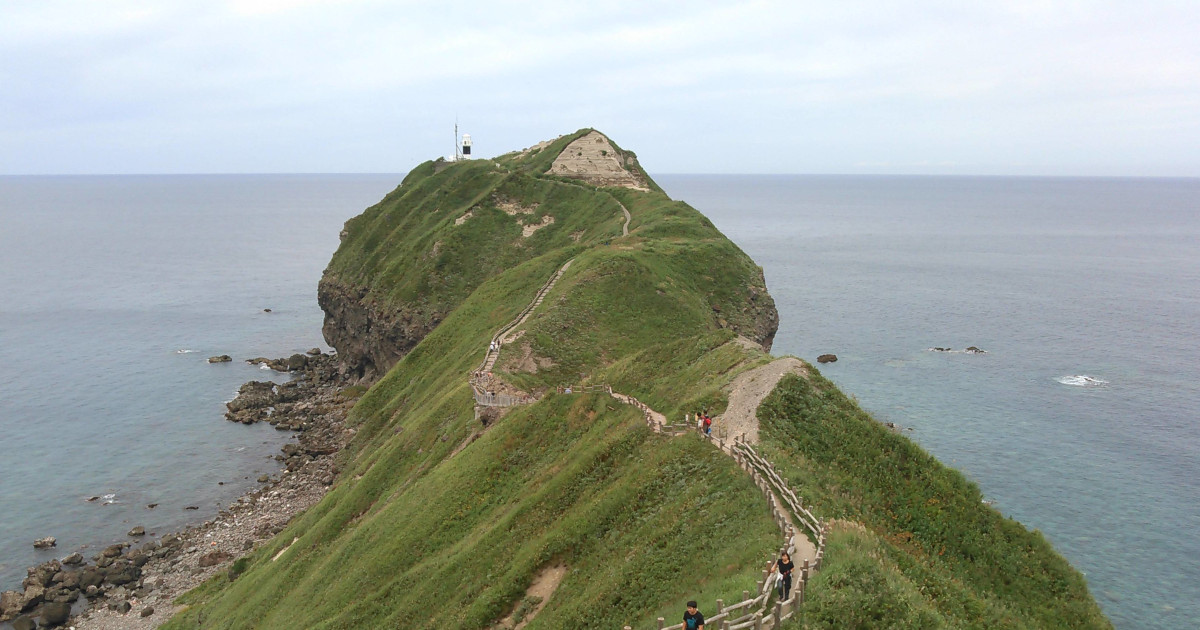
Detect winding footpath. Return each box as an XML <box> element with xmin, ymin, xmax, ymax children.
<box><xmin>469</xmin><ymin>253</ymin><xmax>827</xmax><ymax>630</ymax></box>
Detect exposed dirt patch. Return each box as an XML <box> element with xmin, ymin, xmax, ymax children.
<box><xmin>506</xmin><ymin>341</ymin><xmax>554</xmax><ymax>374</ymax></box>
<box><xmin>455</xmin><ymin>210</ymin><xmax>474</xmax><ymax>226</ymax></box>
<box><xmin>494</xmin><ymin>195</ymin><xmax>539</xmax><ymax>215</ymax></box>
<box><xmin>549</xmin><ymin>131</ymin><xmax>649</xmax><ymax>191</ymax></box>
<box><xmin>570</xmin><ymin>230</ymin><xmax>584</xmax><ymax>242</ymax></box>
<box><xmin>493</xmin><ymin>564</ymin><xmax>569</xmax><ymax>630</ymax></box>
<box><xmin>521</xmin><ymin>215</ymin><xmax>554</xmax><ymax>238</ymax></box>
<box><xmin>720</xmin><ymin>357</ymin><xmax>807</xmax><ymax>444</ymax></box>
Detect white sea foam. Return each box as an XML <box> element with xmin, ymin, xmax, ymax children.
<box><xmin>1057</xmin><ymin>375</ymin><xmax>1109</xmax><ymax>387</ymax></box>
<box><xmin>175</xmin><ymin>349</ymin><xmax>196</xmax><ymax>354</ymax></box>
<box><xmin>259</xmin><ymin>364</ymin><xmax>272</xmax><ymax>370</ymax></box>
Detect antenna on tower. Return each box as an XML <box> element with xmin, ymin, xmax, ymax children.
<box><xmin>454</xmin><ymin>119</ymin><xmax>462</xmax><ymax>162</ymax></box>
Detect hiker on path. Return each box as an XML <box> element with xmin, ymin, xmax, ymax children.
<box><xmin>683</xmin><ymin>600</ymin><xmax>705</xmax><ymax>630</ymax></box>
<box><xmin>703</xmin><ymin>414</ymin><xmax>712</xmax><ymax>436</ymax></box>
<box><xmin>771</xmin><ymin>551</ymin><xmax>795</xmax><ymax>600</ymax></box>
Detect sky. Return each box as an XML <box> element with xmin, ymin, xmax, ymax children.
<box><xmin>2</xmin><ymin>1</ymin><xmax>1198</xmax><ymax>176</ymax></box>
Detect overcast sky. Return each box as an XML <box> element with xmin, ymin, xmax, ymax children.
<box><xmin>3</xmin><ymin>1</ymin><xmax>1198</xmax><ymax>176</ymax></box>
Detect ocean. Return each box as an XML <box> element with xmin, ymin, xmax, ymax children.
<box><xmin>2</xmin><ymin>174</ymin><xmax>1196</xmax><ymax>629</ymax></box>
<box><xmin>657</xmin><ymin>175</ymin><xmax>1200</xmax><ymax>630</ymax></box>
<box><xmin>0</xmin><ymin>174</ymin><xmax>399</xmax><ymax>597</ymax></box>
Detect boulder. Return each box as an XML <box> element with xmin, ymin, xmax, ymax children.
<box><xmin>197</xmin><ymin>551</ymin><xmax>233</xmax><ymax>568</ymax></box>
<box><xmin>226</xmin><ymin>381</ymin><xmax>278</xmax><ymax>413</ymax></box>
<box><xmin>12</xmin><ymin>615</ymin><xmax>36</xmax><ymax>630</ymax></box>
<box><xmin>79</xmin><ymin>570</ymin><xmax>104</xmax><ymax>589</ymax></box>
<box><xmin>128</xmin><ymin>551</ymin><xmax>150</xmax><ymax>567</ymax></box>
<box><xmin>816</xmin><ymin>354</ymin><xmax>838</xmax><ymax>364</ymax></box>
<box><xmin>33</xmin><ymin>537</ymin><xmax>56</xmax><ymax>549</ymax></box>
<box><xmin>100</xmin><ymin>544</ymin><xmax>127</xmax><ymax>559</ymax></box>
<box><xmin>127</xmin><ymin>526</ymin><xmax>145</xmax><ymax>537</ymax></box>
<box><xmin>105</xmin><ymin>563</ymin><xmax>141</xmax><ymax>586</ymax></box>
<box><xmin>40</xmin><ymin>601</ymin><xmax>72</xmax><ymax>625</ymax></box>
<box><xmin>1</xmin><ymin>590</ymin><xmax>22</xmax><ymax>620</ymax></box>
<box><xmin>141</xmin><ymin>606</ymin><xmax>155</xmax><ymax>618</ymax></box>
<box><xmin>307</xmin><ymin>347</ymin><xmax>322</xmax><ymax>355</ymax></box>
<box><xmin>58</xmin><ymin>571</ymin><xmax>80</xmax><ymax>590</ymax></box>
<box><xmin>284</xmin><ymin>353</ymin><xmax>309</xmax><ymax>371</ymax></box>
<box><xmin>207</xmin><ymin>355</ymin><xmax>233</xmax><ymax>363</ymax></box>
<box><xmin>20</xmin><ymin>583</ymin><xmax>44</xmax><ymax>610</ymax></box>
<box><xmin>61</xmin><ymin>552</ymin><xmax>83</xmax><ymax>566</ymax></box>
<box><xmin>965</xmin><ymin>346</ymin><xmax>987</xmax><ymax>354</ymax></box>
<box><xmin>109</xmin><ymin>600</ymin><xmax>132</xmax><ymax>614</ymax></box>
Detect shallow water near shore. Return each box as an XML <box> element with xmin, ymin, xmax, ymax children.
<box><xmin>0</xmin><ymin>174</ymin><xmax>399</xmax><ymax>595</ymax></box>
<box><xmin>659</xmin><ymin>174</ymin><xmax>1200</xmax><ymax>630</ymax></box>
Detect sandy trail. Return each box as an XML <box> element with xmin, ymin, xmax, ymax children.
<box><xmin>719</xmin><ymin>357</ymin><xmax>806</xmax><ymax>444</ymax></box>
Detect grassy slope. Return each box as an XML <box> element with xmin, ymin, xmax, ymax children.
<box><xmin>164</xmin><ymin>132</ymin><xmax>781</xmax><ymax>629</ymax></box>
<box><xmin>165</xmin><ymin>130</ymin><xmax>1108</xmax><ymax>629</ymax></box>
<box><xmin>760</xmin><ymin>372</ymin><xmax>1111</xmax><ymax>629</ymax></box>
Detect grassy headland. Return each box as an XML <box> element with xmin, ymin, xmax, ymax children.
<box><xmin>163</xmin><ymin>130</ymin><xmax>1108</xmax><ymax>629</ymax></box>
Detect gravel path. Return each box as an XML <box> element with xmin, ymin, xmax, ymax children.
<box><xmin>719</xmin><ymin>357</ymin><xmax>807</xmax><ymax>444</ymax></box>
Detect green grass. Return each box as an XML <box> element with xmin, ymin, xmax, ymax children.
<box><xmin>163</xmin><ymin>130</ymin><xmax>1109</xmax><ymax>629</ymax></box>
<box><xmin>761</xmin><ymin>372</ymin><xmax>1111</xmax><ymax>629</ymax></box>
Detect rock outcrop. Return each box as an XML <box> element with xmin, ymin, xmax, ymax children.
<box><xmin>317</xmin><ymin>278</ymin><xmax>440</xmax><ymax>382</ymax></box>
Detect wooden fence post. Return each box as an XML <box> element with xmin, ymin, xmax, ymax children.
<box><xmin>657</xmin><ymin>618</ymin><xmax>665</xmax><ymax>629</ymax></box>
<box><xmin>754</xmin><ymin>612</ymin><xmax>763</xmax><ymax>630</ymax></box>
<box><xmin>743</xmin><ymin>590</ymin><xmax>750</xmax><ymax>603</ymax></box>
<box><xmin>802</xmin><ymin>558</ymin><xmax>810</xmax><ymax>581</ymax></box>
<box><xmin>716</xmin><ymin>599</ymin><xmax>724</xmax><ymax>614</ymax></box>
<box><xmin>798</xmin><ymin>574</ymin><xmax>806</xmax><ymax>605</ymax></box>
<box><xmin>774</xmin><ymin>602</ymin><xmax>782</xmax><ymax>625</ymax></box>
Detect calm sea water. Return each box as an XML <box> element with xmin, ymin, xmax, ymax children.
<box><xmin>0</xmin><ymin>174</ymin><xmax>399</xmax><ymax>594</ymax></box>
<box><xmin>2</xmin><ymin>175</ymin><xmax>1195</xmax><ymax>629</ymax></box>
<box><xmin>658</xmin><ymin>175</ymin><xmax>1200</xmax><ymax>630</ymax></box>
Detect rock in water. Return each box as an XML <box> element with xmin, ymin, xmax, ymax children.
<box><xmin>33</xmin><ymin>537</ymin><xmax>56</xmax><ymax>549</ymax></box>
<box><xmin>816</xmin><ymin>354</ymin><xmax>838</xmax><ymax>364</ymax></box>
<box><xmin>61</xmin><ymin>552</ymin><xmax>83</xmax><ymax>565</ymax></box>
<box><xmin>208</xmin><ymin>355</ymin><xmax>233</xmax><ymax>363</ymax></box>
<box><xmin>128</xmin><ymin>526</ymin><xmax>145</xmax><ymax>537</ymax></box>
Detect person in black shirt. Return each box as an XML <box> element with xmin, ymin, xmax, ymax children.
<box><xmin>683</xmin><ymin>600</ymin><xmax>705</xmax><ymax>629</ymax></box>
<box><xmin>772</xmin><ymin>552</ymin><xmax>795</xmax><ymax>600</ymax></box>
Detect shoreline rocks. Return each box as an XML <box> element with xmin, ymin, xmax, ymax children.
<box><xmin>816</xmin><ymin>354</ymin><xmax>838</xmax><ymax>364</ymax></box>
<box><xmin>207</xmin><ymin>355</ymin><xmax>232</xmax><ymax>363</ymax></box>
<box><xmin>4</xmin><ymin>351</ymin><xmax>355</xmax><ymax>629</ymax></box>
<box><xmin>32</xmin><ymin>537</ymin><xmax>56</xmax><ymax>550</ymax></box>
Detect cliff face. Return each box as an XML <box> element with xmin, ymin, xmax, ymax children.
<box><xmin>317</xmin><ymin>277</ymin><xmax>441</xmax><ymax>382</ymax></box>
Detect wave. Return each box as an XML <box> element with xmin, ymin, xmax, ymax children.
<box><xmin>1057</xmin><ymin>375</ymin><xmax>1109</xmax><ymax>387</ymax></box>
<box><xmin>175</xmin><ymin>349</ymin><xmax>196</xmax><ymax>354</ymax></box>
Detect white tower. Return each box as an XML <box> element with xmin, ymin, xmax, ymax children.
<box><xmin>461</xmin><ymin>133</ymin><xmax>472</xmax><ymax>160</ymax></box>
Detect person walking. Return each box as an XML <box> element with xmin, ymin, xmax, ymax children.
<box><xmin>771</xmin><ymin>552</ymin><xmax>795</xmax><ymax>600</ymax></box>
<box><xmin>683</xmin><ymin>600</ymin><xmax>705</xmax><ymax>630</ymax></box>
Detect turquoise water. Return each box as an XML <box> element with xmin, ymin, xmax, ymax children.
<box><xmin>658</xmin><ymin>175</ymin><xmax>1200</xmax><ymax>630</ymax></box>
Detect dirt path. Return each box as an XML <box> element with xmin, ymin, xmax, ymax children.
<box><xmin>719</xmin><ymin>357</ymin><xmax>806</xmax><ymax>445</ymax></box>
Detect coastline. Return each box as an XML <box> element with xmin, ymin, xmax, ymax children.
<box><xmin>1</xmin><ymin>354</ymin><xmax>355</xmax><ymax>630</ymax></box>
